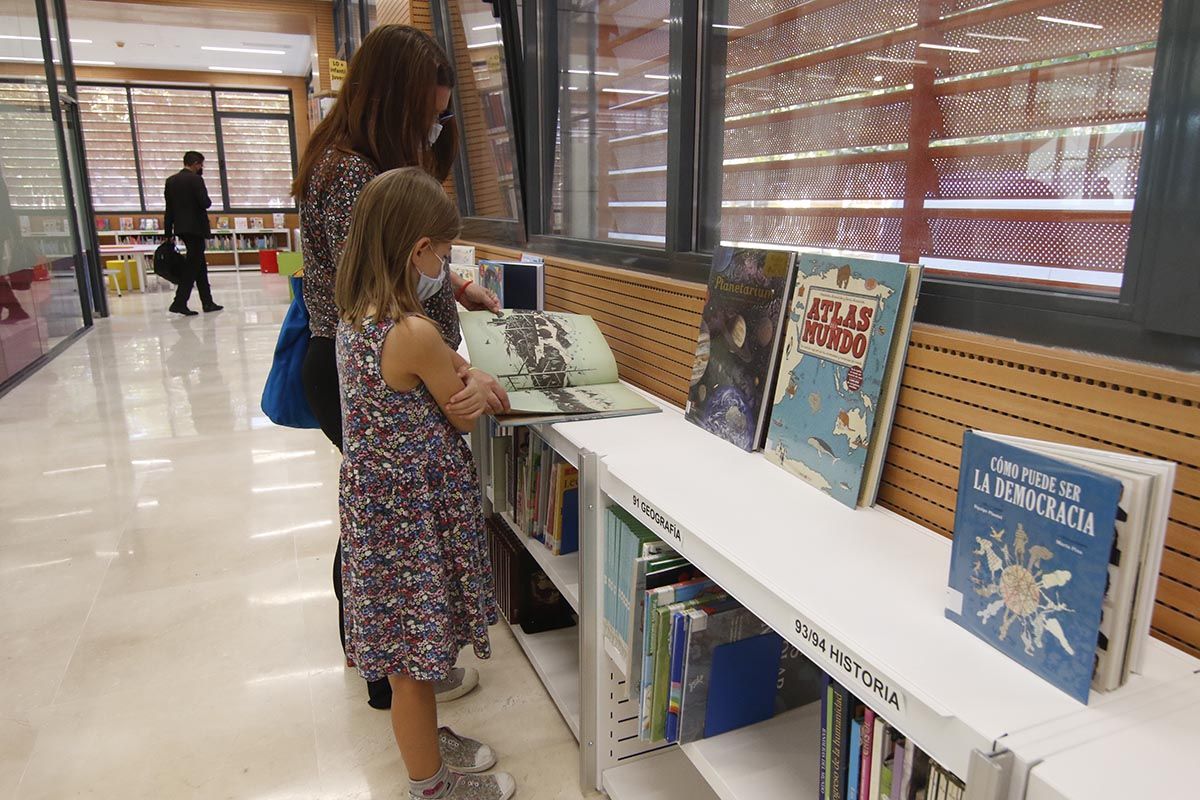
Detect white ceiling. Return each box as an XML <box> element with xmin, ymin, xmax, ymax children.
<box><xmin>0</xmin><ymin>1</ymin><xmax>315</xmax><ymax>77</ymax></box>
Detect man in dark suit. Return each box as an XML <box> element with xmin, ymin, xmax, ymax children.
<box><xmin>164</xmin><ymin>151</ymin><xmax>222</xmax><ymax>315</ymax></box>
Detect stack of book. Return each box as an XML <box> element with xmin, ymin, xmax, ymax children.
<box><xmin>601</xmin><ymin>506</ymin><xmax>824</xmax><ymax>745</ymax></box>
<box><xmin>819</xmin><ymin>676</ymin><xmax>962</xmax><ymax>800</ymax></box>
<box><xmin>506</xmin><ymin>428</ymin><xmax>580</xmax><ymax>556</ymax></box>
<box><xmin>946</xmin><ymin>431</ymin><xmax>1176</xmax><ymax>702</ymax></box>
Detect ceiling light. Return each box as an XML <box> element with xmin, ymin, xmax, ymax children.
<box><xmin>602</xmin><ymin>87</ymin><xmax>665</xmax><ymax>95</ymax></box>
<box><xmin>0</xmin><ymin>55</ymin><xmax>114</xmax><ymax>66</ymax></box>
<box><xmin>0</xmin><ymin>34</ymin><xmax>90</xmax><ymax>43</ymax></box>
<box><xmin>208</xmin><ymin>66</ymin><xmax>284</xmax><ymax>74</ymax></box>
<box><xmin>1037</xmin><ymin>15</ymin><xmax>1103</xmax><ymax>29</ymax></box>
<box><xmin>712</xmin><ymin>23</ymin><xmax>743</xmax><ymax>30</ymax></box>
<box><xmin>202</xmin><ymin>45</ymin><xmax>287</xmax><ymax>55</ymax></box>
<box><xmin>866</xmin><ymin>55</ymin><xmax>928</xmax><ymax>65</ymax></box>
<box><xmin>473</xmin><ymin>23</ymin><xmax>501</xmax><ymax>31</ymax></box>
<box><xmin>873</xmin><ymin>75</ymin><xmax>884</xmax><ymax>82</ymax></box>
<box><xmin>965</xmin><ymin>33</ymin><xmax>1030</xmax><ymax>42</ymax></box>
<box><xmin>567</xmin><ymin>68</ymin><xmax>618</xmax><ymax>77</ymax></box>
<box><xmin>467</xmin><ymin>40</ymin><xmax>502</xmax><ymax>49</ymax></box>
<box><xmin>918</xmin><ymin>43</ymin><xmax>981</xmax><ymax>54</ymax></box>
<box><xmin>645</xmin><ymin>73</ymin><xmax>669</xmax><ymax>80</ymax></box>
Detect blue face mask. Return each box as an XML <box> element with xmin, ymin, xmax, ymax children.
<box><xmin>416</xmin><ymin>255</ymin><xmax>447</xmax><ymax>302</ymax></box>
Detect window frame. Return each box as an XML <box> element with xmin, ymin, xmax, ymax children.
<box><xmin>75</xmin><ymin>80</ymin><xmax>298</xmax><ymax>215</ymax></box>
<box><xmin>472</xmin><ymin>0</ymin><xmax>1200</xmax><ymax>370</ymax></box>
<box><xmin>429</xmin><ymin>0</ymin><xmax>527</xmax><ymax>245</ymax></box>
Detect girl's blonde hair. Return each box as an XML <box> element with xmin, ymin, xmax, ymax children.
<box><xmin>335</xmin><ymin>166</ymin><xmax>461</xmax><ymax>328</ymax></box>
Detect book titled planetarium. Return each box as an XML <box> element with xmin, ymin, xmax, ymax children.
<box><xmin>684</xmin><ymin>246</ymin><xmax>797</xmax><ymax>452</ymax></box>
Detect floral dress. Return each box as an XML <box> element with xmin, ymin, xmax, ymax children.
<box><xmin>336</xmin><ymin>315</ymin><xmax>496</xmax><ymax>682</ymax></box>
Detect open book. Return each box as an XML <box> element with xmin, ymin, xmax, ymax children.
<box><xmin>459</xmin><ymin>310</ymin><xmax>661</xmax><ymax>426</ymax></box>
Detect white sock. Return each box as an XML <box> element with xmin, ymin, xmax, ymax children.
<box><xmin>409</xmin><ymin>763</ymin><xmax>454</xmax><ymax>799</ymax></box>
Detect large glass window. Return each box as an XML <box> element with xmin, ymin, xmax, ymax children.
<box><xmin>551</xmin><ymin>1</ymin><xmax>670</xmax><ymax>247</ymax></box>
<box><xmin>76</xmin><ymin>86</ymin><xmax>140</xmax><ymax>210</ymax></box>
<box><xmin>131</xmin><ymin>87</ymin><xmax>222</xmax><ymax>212</ymax></box>
<box><xmin>0</xmin><ymin>0</ymin><xmax>88</xmax><ymax>386</ymax></box>
<box><xmin>440</xmin><ymin>0</ymin><xmax>521</xmax><ymax>221</ymax></box>
<box><xmin>704</xmin><ymin>0</ymin><xmax>1163</xmax><ymax>295</ymax></box>
<box><xmin>74</xmin><ymin>84</ymin><xmax>298</xmax><ymax>212</ymax></box>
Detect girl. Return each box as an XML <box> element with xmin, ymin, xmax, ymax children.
<box><xmin>294</xmin><ymin>22</ymin><xmax>508</xmax><ymax>709</ymax></box>
<box><xmin>335</xmin><ymin>167</ymin><xmax>513</xmax><ymax>800</ymax></box>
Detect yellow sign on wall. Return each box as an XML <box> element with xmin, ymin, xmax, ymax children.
<box><xmin>329</xmin><ymin>58</ymin><xmax>347</xmax><ymax>88</ymax></box>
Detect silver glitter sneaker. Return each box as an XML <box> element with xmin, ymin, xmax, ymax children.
<box><xmin>438</xmin><ymin>727</ymin><xmax>497</xmax><ymax>774</ymax></box>
<box><xmin>444</xmin><ymin>771</ymin><xmax>516</xmax><ymax>800</ymax></box>
<box><xmin>434</xmin><ymin>667</ymin><xmax>480</xmax><ymax>703</ymax></box>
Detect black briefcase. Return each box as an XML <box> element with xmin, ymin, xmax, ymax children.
<box><xmin>153</xmin><ymin>239</ymin><xmax>187</xmax><ymax>285</ymax></box>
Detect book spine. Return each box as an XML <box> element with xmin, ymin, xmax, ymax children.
<box><xmin>830</xmin><ymin>683</ymin><xmax>847</xmax><ymax>800</ymax></box>
<box><xmin>869</xmin><ymin>719</ymin><xmax>886</xmax><ymax>800</ymax></box>
<box><xmin>890</xmin><ymin>739</ymin><xmax>906</xmax><ymax>800</ymax></box>
<box><xmin>898</xmin><ymin>738</ymin><xmax>915</xmax><ymax>800</ymax></box>
<box><xmin>860</xmin><ymin>707</ymin><xmax>875</xmax><ymax>800</ymax></box>
<box><xmin>820</xmin><ymin>673</ymin><xmax>831</xmax><ymax>800</ymax></box>
<box><xmin>847</xmin><ymin>714</ymin><xmax>863</xmax><ymax>800</ymax></box>
<box><xmin>665</xmin><ymin>611</ymin><xmax>687</xmax><ymax>743</ymax></box>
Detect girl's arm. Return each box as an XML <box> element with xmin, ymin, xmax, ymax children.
<box><xmin>381</xmin><ymin>317</ymin><xmax>487</xmax><ymax>432</ymax></box>
<box><xmin>449</xmin><ymin>349</ymin><xmax>511</xmax><ymax>414</ymax></box>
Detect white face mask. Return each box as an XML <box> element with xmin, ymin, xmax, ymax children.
<box><xmin>428</xmin><ymin>121</ymin><xmax>443</xmax><ymax>146</ymax></box>
<box><xmin>416</xmin><ymin>255</ymin><xmax>447</xmax><ymax>302</ymax></box>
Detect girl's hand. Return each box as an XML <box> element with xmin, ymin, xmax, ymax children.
<box><xmin>453</xmin><ymin>366</ymin><xmax>511</xmax><ymax>414</ymax></box>
<box><xmin>446</xmin><ymin>370</ymin><xmax>490</xmax><ymax>420</ymax></box>
<box><xmin>460</xmin><ymin>281</ymin><xmax>501</xmax><ymax>314</ymax></box>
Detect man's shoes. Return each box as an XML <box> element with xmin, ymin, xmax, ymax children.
<box><xmin>169</xmin><ymin>303</ymin><xmax>198</xmax><ymax>316</ymax></box>
<box><xmin>202</xmin><ymin>303</ymin><xmax>224</xmax><ymax>313</ymax></box>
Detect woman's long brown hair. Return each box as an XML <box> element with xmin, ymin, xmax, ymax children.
<box><xmin>335</xmin><ymin>167</ymin><xmax>462</xmax><ymax>329</ymax></box>
<box><xmin>292</xmin><ymin>24</ymin><xmax>458</xmax><ymax>199</ymax></box>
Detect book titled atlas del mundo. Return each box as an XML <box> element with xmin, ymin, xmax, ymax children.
<box><xmin>764</xmin><ymin>252</ymin><xmax>921</xmax><ymax>508</ymax></box>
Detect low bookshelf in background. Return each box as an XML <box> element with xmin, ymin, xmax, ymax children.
<box><xmin>95</xmin><ymin>213</ymin><xmax>297</xmax><ymax>272</ymax></box>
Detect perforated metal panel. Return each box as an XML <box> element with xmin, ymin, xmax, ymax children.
<box><xmin>724</xmin><ymin>100</ymin><xmax>913</xmax><ymax>158</ymax></box>
<box><xmin>715</xmin><ymin>0</ymin><xmax>1164</xmax><ymax>291</ymax></box>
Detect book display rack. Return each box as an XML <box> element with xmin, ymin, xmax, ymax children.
<box><xmin>471</xmin><ymin>383</ymin><xmax>1200</xmax><ymax>800</ymax></box>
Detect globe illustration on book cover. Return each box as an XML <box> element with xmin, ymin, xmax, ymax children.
<box><xmin>700</xmin><ymin>385</ymin><xmax>754</xmax><ymax>450</ymax></box>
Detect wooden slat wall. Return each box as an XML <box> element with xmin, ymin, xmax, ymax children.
<box><xmin>466</xmin><ymin>240</ymin><xmax>1200</xmax><ymax>659</ymax></box>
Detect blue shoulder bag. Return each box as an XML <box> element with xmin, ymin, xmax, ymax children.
<box><xmin>261</xmin><ymin>274</ymin><xmax>321</xmax><ymax>428</ymax></box>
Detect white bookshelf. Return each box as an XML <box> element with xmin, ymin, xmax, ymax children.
<box><xmin>469</xmin><ymin>381</ymin><xmax>1200</xmax><ymax>800</ymax></box>
<box><xmin>508</xmin><ymin>622</ymin><xmax>581</xmax><ymax>741</ymax></box>
<box><xmin>603</xmin><ymin>748</ymin><xmax>720</xmax><ymax>800</ymax></box>
<box><xmin>97</xmin><ymin>228</ymin><xmax>293</xmax><ymax>271</ymax></box>
<box><xmin>680</xmin><ymin>706</ymin><xmax>821</xmax><ymax>800</ymax></box>
<box><xmin>500</xmin><ymin>510</ymin><xmax>580</xmax><ymax>613</ymax></box>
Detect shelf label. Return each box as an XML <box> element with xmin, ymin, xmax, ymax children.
<box><xmin>625</xmin><ymin>490</ymin><xmax>683</xmax><ymax>545</ymax></box>
<box><xmin>793</xmin><ymin>614</ymin><xmax>907</xmax><ymax>715</ymax></box>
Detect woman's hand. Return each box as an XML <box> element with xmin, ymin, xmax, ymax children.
<box><xmin>451</xmin><ymin>366</ymin><xmax>511</xmax><ymax>414</ymax></box>
<box><xmin>460</xmin><ymin>281</ymin><xmax>501</xmax><ymax>314</ymax></box>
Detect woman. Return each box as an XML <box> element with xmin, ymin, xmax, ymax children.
<box><xmin>294</xmin><ymin>23</ymin><xmax>509</xmax><ymax>711</ymax></box>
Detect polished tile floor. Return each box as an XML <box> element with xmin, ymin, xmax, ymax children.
<box><xmin>0</xmin><ymin>274</ymin><xmax>596</xmax><ymax>800</ymax></box>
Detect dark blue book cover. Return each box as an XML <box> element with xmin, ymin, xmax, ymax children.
<box><xmin>559</xmin><ymin>485</ymin><xmax>578</xmax><ymax>555</ymax></box>
<box><xmin>946</xmin><ymin>431</ymin><xmax>1123</xmax><ymax>703</ymax></box>
<box><xmin>685</xmin><ymin>246</ymin><xmax>796</xmax><ymax>451</ymax></box>
<box><xmin>701</xmin><ymin>632</ymin><xmax>782</xmax><ymax>738</ymax></box>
